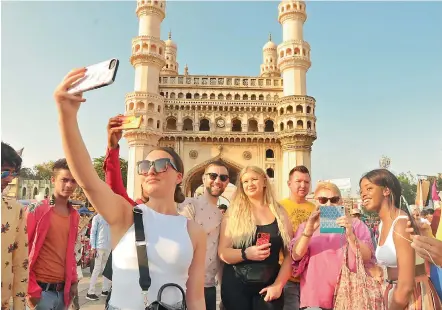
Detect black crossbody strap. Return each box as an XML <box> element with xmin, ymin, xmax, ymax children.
<box><xmin>133</xmin><ymin>206</ymin><xmax>151</xmax><ymax>292</ymax></box>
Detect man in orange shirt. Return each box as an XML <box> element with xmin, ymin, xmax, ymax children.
<box><xmin>279</xmin><ymin>166</ymin><xmax>316</xmax><ymax>310</ymax></box>
<box><xmin>27</xmin><ymin>159</ymin><xmax>80</xmax><ymax>309</ymax></box>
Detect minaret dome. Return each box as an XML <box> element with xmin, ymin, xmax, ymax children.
<box><xmin>161</xmin><ymin>30</ymin><xmax>179</xmax><ymax>76</ymax></box>
<box><xmin>260</xmin><ymin>33</ymin><xmax>280</xmax><ymax>77</ymax></box>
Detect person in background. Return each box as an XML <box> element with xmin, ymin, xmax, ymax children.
<box><xmin>178</xmin><ymin>160</ymin><xmax>230</xmax><ymax>310</ymax></box>
<box><xmin>421</xmin><ymin>209</ymin><xmax>434</xmax><ymax>227</ymax></box>
<box><xmin>219</xmin><ymin>166</ymin><xmax>293</xmax><ymax>310</ymax></box>
<box><xmin>1</xmin><ymin>142</ymin><xmax>28</xmax><ymax>310</ymax></box>
<box><xmin>350</xmin><ymin>208</ymin><xmax>377</xmax><ymax>249</ymax></box>
<box><xmin>86</xmin><ymin>213</ymin><xmax>111</xmax><ymax>301</ymax></box>
<box><xmin>291</xmin><ymin>182</ymin><xmax>374</xmax><ymax>310</ymax></box>
<box><xmin>72</xmin><ymin>211</ymin><xmax>94</xmax><ymax>310</ymax></box>
<box><xmin>26</xmin><ymin>159</ymin><xmax>80</xmax><ymax>310</ymax></box>
<box><xmin>218</xmin><ymin>204</ymin><xmax>228</xmax><ymax>215</ymax></box>
<box><xmin>360</xmin><ymin>169</ymin><xmax>441</xmax><ymax>309</ymax></box>
<box><xmin>278</xmin><ymin>165</ymin><xmax>315</xmax><ymax>310</ymax></box>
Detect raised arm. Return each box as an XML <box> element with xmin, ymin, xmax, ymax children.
<box><xmin>103</xmin><ymin>116</ymin><xmax>136</xmax><ymax>205</ymax></box>
<box><xmin>54</xmin><ymin>68</ymin><xmax>132</xmax><ymax>228</ymax></box>
<box><xmin>292</xmin><ymin>208</ymin><xmax>319</xmax><ymax>261</ymax></box>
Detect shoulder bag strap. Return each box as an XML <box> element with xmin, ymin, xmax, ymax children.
<box><xmin>133</xmin><ymin>206</ymin><xmax>151</xmax><ymax>293</ymax></box>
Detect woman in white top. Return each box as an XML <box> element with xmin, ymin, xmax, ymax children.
<box><xmin>54</xmin><ymin>68</ymin><xmax>206</xmax><ymax>310</ymax></box>
<box><xmin>360</xmin><ymin>169</ymin><xmax>441</xmax><ymax>310</ymax></box>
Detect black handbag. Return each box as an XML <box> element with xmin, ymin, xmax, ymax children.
<box><xmin>133</xmin><ymin>207</ymin><xmax>187</xmax><ymax>310</ymax></box>
<box><xmin>233</xmin><ymin>263</ymin><xmax>277</xmax><ymax>285</ymax></box>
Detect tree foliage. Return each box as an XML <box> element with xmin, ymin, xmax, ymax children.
<box><xmin>19</xmin><ymin>167</ymin><xmax>37</xmax><ymax>179</ymax></box>
<box><xmin>397</xmin><ymin>172</ymin><xmax>417</xmax><ymax>205</ymax></box>
<box><xmin>20</xmin><ymin>157</ymin><xmax>128</xmax><ymax>190</ymax></box>
<box><xmin>92</xmin><ymin>156</ymin><xmax>128</xmax><ymax>188</ymax></box>
<box><xmin>32</xmin><ymin>161</ymin><xmax>55</xmax><ymax>180</ymax></box>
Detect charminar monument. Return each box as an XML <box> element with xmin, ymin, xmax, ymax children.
<box><xmin>123</xmin><ymin>0</ymin><xmax>317</xmax><ymax>202</ymax></box>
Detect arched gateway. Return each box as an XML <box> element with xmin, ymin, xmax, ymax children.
<box><xmin>183</xmin><ymin>156</ymin><xmax>243</xmax><ymax>197</ymax></box>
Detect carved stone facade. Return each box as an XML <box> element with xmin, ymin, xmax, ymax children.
<box><xmin>124</xmin><ymin>0</ymin><xmax>317</xmax><ymax>199</ymax></box>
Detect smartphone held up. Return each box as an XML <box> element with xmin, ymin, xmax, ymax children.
<box><xmin>67</xmin><ymin>58</ymin><xmax>119</xmax><ymax>95</ymax></box>
<box><xmin>115</xmin><ymin>115</ymin><xmax>143</xmax><ymax>130</ymax></box>
<box><xmin>319</xmin><ymin>205</ymin><xmax>345</xmax><ymax>234</ymax></box>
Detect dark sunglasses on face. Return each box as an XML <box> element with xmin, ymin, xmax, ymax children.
<box><xmin>1</xmin><ymin>171</ymin><xmax>19</xmax><ymax>179</ymax></box>
<box><xmin>137</xmin><ymin>158</ymin><xmax>178</xmax><ymax>175</ymax></box>
<box><xmin>206</xmin><ymin>173</ymin><xmax>229</xmax><ymax>182</ymax></box>
<box><xmin>318</xmin><ymin>196</ymin><xmax>340</xmax><ymax>204</ymax></box>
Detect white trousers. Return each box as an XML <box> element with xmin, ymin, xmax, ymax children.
<box><xmin>88</xmin><ymin>248</ymin><xmax>111</xmax><ymax>295</ymax></box>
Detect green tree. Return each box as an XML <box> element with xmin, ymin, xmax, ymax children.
<box><xmin>33</xmin><ymin>161</ymin><xmax>55</xmax><ymax>180</ymax></box>
<box><xmin>397</xmin><ymin>172</ymin><xmax>417</xmax><ymax>205</ymax></box>
<box><xmin>19</xmin><ymin>167</ymin><xmax>37</xmax><ymax>179</ymax></box>
<box><xmin>93</xmin><ymin>156</ymin><xmax>128</xmax><ymax>188</ymax></box>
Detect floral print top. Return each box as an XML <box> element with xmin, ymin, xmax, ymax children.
<box><xmin>1</xmin><ymin>197</ymin><xmax>28</xmax><ymax>310</ymax></box>
<box><xmin>178</xmin><ymin>196</ymin><xmax>223</xmax><ymax>287</ymax></box>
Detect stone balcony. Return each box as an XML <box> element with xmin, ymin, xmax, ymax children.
<box><xmin>158</xmin><ymin>75</ymin><xmax>284</xmax><ymax>90</ymax></box>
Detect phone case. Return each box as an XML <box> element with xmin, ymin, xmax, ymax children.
<box><xmin>117</xmin><ymin>115</ymin><xmax>143</xmax><ymax>130</ymax></box>
<box><xmin>256</xmin><ymin>232</ymin><xmax>270</xmax><ymax>246</ymax></box>
<box><xmin>319</xmin><ymin>206</ymin><xmax>345</xmax><ymax>233</ymax></box>
<box><xmin>67</xmin><ymin>58</ymin><xmax>119</xmax><ymax>94</ymax></box>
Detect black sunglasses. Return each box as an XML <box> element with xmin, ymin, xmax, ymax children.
<box><xmin>205</xmin><ymin>173</ymin><xmax>229</xmax><ymax>182</ymax></box>
<box><xmin>137</xmin><ymin>158</ymin><xmax>178</xmax><ymax>175</ymax></box>
<box><xmin>318</xmin><ymin>196</ymin><xmax>340</xmax><ymax>204</ymax></box>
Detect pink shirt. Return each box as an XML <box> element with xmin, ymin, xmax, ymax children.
<box><xmin>290</xmin><ymin>219</ymin><xmax>374</xmax><ymax>309</ymax></box>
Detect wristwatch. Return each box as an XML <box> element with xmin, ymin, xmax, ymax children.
<box><xmin>241</xmin><ymin>248</ymin><xmax>248</xmax><ymax>261</ymax></box>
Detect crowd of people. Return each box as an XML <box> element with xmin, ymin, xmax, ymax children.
<box><xmin>1</xmin><ymin>68</ymin><xmax>442</xmax><ymax>310</ymax></box>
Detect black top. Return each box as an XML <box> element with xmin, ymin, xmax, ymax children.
<box><xmin>234</xmin><ymin>219</ymin><xmax>283</xmax><ymax>266</ymax></box>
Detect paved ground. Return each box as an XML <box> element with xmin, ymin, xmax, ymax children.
<box><xmin>77</xmin><ymin>269</ymin><xmax>222</xmax><ymax>309</ymax></box>
<box><xmin>76</xmin><ymin>269</ymin><xmax>107</xmax><ymax>309</ymax></box>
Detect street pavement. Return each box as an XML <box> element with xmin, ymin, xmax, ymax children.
<box><xmin>77</xmin><ymin>269</ymin><xmax>222</xmax><ymax>309</ymax></box>
<box><xmin>76</xmin><ymin>269</ymin><xmax>106</xmax><ymax>309</ymax></box>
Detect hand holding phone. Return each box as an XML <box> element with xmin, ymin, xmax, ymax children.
<box><xmin>67</xmin><ymin>58</ymin><xmax>119</xmax><ymax>95</ymax></box>
<box><xmin>319</xmin><ymin>206</ymin><xmax>345</xmax><ymax>234</ymax></box>
<box><xmin>114</xmin><ymin>115</ymin><xmax>143</xmax><ymax>130</ymax></box>
<box><xmin>256</xmin><ymin>232</ymin><xmax>271</xmax><ymax>246</ymax></box>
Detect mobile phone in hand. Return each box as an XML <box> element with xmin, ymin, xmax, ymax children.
<box><xmin>115</xmin><ymin>115</ymin><xmax>143</xmax><ymax>130</ymax></box>
<box><xmin>67</xmin><ymin>58</ymin><xmax>119</xmax><ymax>95</ymax></box>
<box><xmin>256</xmin><ymin>232</ymin><xmax>270</xmax><ymax>246</ymax></box>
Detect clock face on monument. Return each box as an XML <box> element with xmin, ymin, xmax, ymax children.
<box><xmin>217</xmin><ymin>119</ymin><xmax>225</xmax><ymax>128</ymax></box>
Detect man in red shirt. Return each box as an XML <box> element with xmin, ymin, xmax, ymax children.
<box><xmin>27</xmin><ymin>159</ymin><xmax>80</xmax><ymax>309</ymax></box>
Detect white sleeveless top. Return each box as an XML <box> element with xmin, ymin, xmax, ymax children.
<box><xmin>109</xmin><ymin>204</ymin><xmax>193</xmax><ymax>309</ymax></box>
<box><xmin>376</xmin><ymin>215</ymin><xmax>424</xmax><ymax>268</ymax></box>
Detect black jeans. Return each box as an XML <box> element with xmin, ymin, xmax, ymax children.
<box><xmin>205</xmin><ymin>286</ymin><xmax>217</xmax><ymax>310</ymax></box>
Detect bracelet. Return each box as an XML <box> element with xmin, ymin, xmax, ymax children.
<box><xmin>241</xmin><ymin>248</ymin><xmax>248</xmax><ymax>261</ymax></box>
<box><xmin>302</xmin><ymin>232</ymin><xmax>313</xmax><ymax>238</ymax></box>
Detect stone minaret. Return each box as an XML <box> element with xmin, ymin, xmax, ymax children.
<box><xmin>124</xmin><ymin>0</ymin><xmax>166</xmax><ymax>198</ymax></box>
<box><xmin>161</xmin><ymin>31</ymin><xmax>179</xmax><ymax>76</ymax></box>
<box><xmin>260</xmin><ymin>34</ymin><xmax>280</xmax><ymax>78</ymax></box>
<box><xmin>277</xmin><ymin>0</ymin><xmax>317</xmax><ymax>198</ymax></box>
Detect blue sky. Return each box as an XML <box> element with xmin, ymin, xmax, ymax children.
<box><xmin>2</xmin><ymin>1</ymin><xmax>442</xmax><ymax>193</ymax></box>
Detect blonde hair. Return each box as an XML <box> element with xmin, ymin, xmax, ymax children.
<box><xmin>226</xmin><ymin>166</ymin><xmax>290</xmax><ymax>248</ymax></box>
<box><xmin>314</xmin><ymin>182</ymin><xmax>342</xmax><ymax>198</ymax></box>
